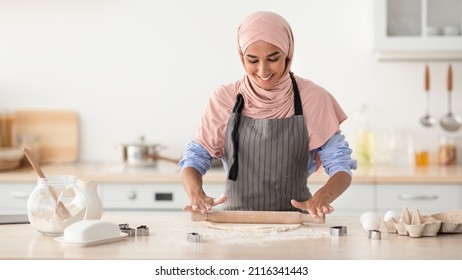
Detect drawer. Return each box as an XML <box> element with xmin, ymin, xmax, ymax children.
<box><xmin>100</xmin><ymin>183</ymin><xmax>188</xmax><ymax>210</ymax></box>
<box><xmin>100</xmin><ymin>183</ymin><xmax>227</xmax><ymax>211</ymax></box>
<box><xmin>376</xmin><ymin>184</ymin><xmax>460</xmax><ymax>213</ymax></box>
<box><xmin>0</xmin><ymin>183</ymin><xmax>34</xmax><ymax>212</ymax></box>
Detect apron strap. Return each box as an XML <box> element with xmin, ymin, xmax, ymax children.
<box><xmin>290</xmin><ymin>72</ymin><xmax>303</xmax><ymax>116</ymax></box>
<box><xmin>228</xmin><ymin>94</ymin><xmax>245</xmax><ymax>181</ymax></box>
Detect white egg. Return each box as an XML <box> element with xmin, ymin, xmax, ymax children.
<box><xmin>360</xmin><ymin>212</ymin><xmax>379</xmax><ymax>224</ymax></box>
<box><xmin>383</xmin><ymin>210</ymin><xmax>399</xmax><ymax>222</ymax></box>
<box><xmin>362</xmin><ymin>217</ymin><xmax>380</xmax><ymax>231</ymax></box>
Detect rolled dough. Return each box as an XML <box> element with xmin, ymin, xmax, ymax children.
<box><xmin>204</xmin><ymin>221</ymin><xmax>302</xmax><ymax>233</ymax></box>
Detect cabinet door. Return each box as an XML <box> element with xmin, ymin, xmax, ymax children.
<box><xmin>100</xmin><ymin>183</ymin><xmax>188</xmax><ymax>210</ymax></box>
<box><xmin>100</xmin><ymin>183</ymin><xmax>226</xmax><ymax>211</ymax></box>
<box><xmin>309</xmin><ymin>184</ymin><xmax>375</xmax><ymax>215</ymax></box>
<box><xmin>0</xmin><ymin>184</ymin><xmax>34</xmax><ymax>213</ymax></box>
<box><xmin>375</xmin><ymin>0</ymin><xmax>462</xmax><ymax>60</ymax></box>
<box><xmin>376</xmin><ymin>184</ymin><xmax>460</xmax><ymax>213</ymax></box>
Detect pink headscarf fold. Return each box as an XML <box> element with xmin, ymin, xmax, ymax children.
<box><xmin>194</xmin><ymin>11</ymin><xmax>347</xmax><ymax>159</ymax></box>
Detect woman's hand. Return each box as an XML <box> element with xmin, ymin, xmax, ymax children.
<box><xmin>181</xmin><ymin>166</ymin><xmax>227</xmax><ymax>214</ymax></box>
<box><xmin>291</xmin><ymin>171</ymin><xmax>351</xmax><ymax>218</ymax></box>
<box><xmin>290</xmin><ymin>196</ymin><xmax>334</xmax><ymax>218</ymax></box>
<box><xmin>183</xmin><ymin>194</ymin><xmax>228</xmax><ymax>214</ymax></box>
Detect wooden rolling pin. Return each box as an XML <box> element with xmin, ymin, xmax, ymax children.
<box><xmin>191</xmin><ymin>211</ymin><xmax>325</xmax><ymax>224</ymax></box>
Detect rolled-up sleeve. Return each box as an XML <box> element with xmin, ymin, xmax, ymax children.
<box><xmin>315</xmin><ymin>132</ymin><xmax>357</xmax><ymax>177</ymax></box>
<box><xmin>178</xmin><ymin>140</ymin><xmax>213</xmax><ymax>175</ymax></box>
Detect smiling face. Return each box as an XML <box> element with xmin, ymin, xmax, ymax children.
<box><xmin>243</xmin><ymin>40</ymin><xmax>288</xmax><ymax>90</ymax></box>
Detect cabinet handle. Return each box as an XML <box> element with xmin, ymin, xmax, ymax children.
<box><xmin>398</xmin><ymin>194</ymin><xmax>438</xmax><ymax>201</ymax></box>
<box><xmin>127</xmin><ymin>191</ymin><xmax>137</xmax><ymax>200</ymax></box>
<box><xmin>9</xmin><ymin>192</ymin><xmax>30</xmax><ymax>199</ymax></box>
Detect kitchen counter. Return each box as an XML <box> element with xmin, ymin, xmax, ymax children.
<box><xmin>2</xmin><ymin>162</ymin><xmax>461</xmax><ymax>215</ymax></box>
<box><xmin>1</xmin><ymin>211</ymin><xmax>461</xmax><ymax>260</ymax></box>
<box><xmin>1</xmin><ymin>162</ymin><xmax>462</xmax><ymax>184</ymax></box>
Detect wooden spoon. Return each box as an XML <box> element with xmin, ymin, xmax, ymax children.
<box><xmin>23</xmin><ymin>148</ymin><xmax>72</xmax><ymax>220</ymax></box>
<box><xmin>420</xmin><ymin>65</ymin><xmax>435</xmax><ymax>127</ymax></box>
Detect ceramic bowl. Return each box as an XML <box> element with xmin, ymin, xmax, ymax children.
<box><xmin>0</xmin><ymin>147</ymin><xmax>24</xmax><ymax>171</ymax></box>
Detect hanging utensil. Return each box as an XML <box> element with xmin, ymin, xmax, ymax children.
<box><xmin>440</xmin><ymin>64</ymin><xmax>461</xmax><ymax>132</ymax></box>
<box><xmin>420</xmin><ymin>64</ymin><xmax>435</xmax><ymax>127</ymax></box>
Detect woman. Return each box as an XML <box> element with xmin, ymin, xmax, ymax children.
<box><xmin>179</xmin><ymin>11</ymin><xmax>356</xmax><ymax>218</ymax></box>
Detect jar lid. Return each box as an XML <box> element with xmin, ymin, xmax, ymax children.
<box><xmin>37</xmin><ymin>175</ymin><xmax>77</xmax><ymax>184</ymax></box>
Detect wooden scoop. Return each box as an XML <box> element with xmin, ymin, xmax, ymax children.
<box><xmin>191</xmin><ymin>210</ymin><xmax>325</xmax><ymax>224</ymax></box>
<box><xmin>23</xmin><ymin>148</ymin><xmax>72</xmax><ymax>220</ymax></box>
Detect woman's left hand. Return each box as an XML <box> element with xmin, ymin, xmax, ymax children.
<box><xmin>290</xmin><ymin>196</ymin><xmax>334</xmax><ymax>218</ymax></box>
<box><xmin>291</xmin><ymin>171</ymin><xmax>351</xmax><ymax>217</ymax></box>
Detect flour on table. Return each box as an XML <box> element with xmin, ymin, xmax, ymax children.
<box><xmin>204</xmin><ymin>221</ymin><xmax>302</xmax><ymax>233</ymax></box>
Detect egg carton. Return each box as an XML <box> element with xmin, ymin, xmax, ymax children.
<box><xmin>383</xmin><ymin>208</ymin><xmax>442</xmax><ymax>238</ymax></box>
<box><xmin>431</xmin><ymin>209</ymin><xmax>462</xmax><ymax>233</ymax></box>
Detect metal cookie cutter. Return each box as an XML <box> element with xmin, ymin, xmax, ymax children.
<box><xmin>187</xmin><ymin>232</ymin><xmax>203</xmax><ymax>243</ymax></box>
<box><xmin>368</xmin><ymin>230</ymin><xmax>381</xmax><ymax>240</ymax></box>
<box><xmin>119</xmin><ymin>223</ymin><xmax>136</xmax><ymax>237</ymax></box>
<box><xmin>136</xmin><ymin>225</ymin><xmax>150</xmax><ymax>236</ymax></box>
<box><xmin>119</xmin><ymin>223</ymin><xmax>129</xmax><ymax>230</ymax></box>
<box><xmin>330</xmin><ymin>226</ymin><xmax>348</xmax><ymax>236</ymax></box>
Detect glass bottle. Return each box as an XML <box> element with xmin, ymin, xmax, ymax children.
<box><xmin>355</xmin><ymin>104</ymin><xmax>374</xmax><ymax>166</ymax></box>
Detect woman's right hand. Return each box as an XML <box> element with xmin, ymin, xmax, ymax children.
<box><xmin>181</xmin><ymin>166</ymin><xmax>227</xmax><ymax>213</ymax></box>
<box><xmin>183</xmin><ymin>194</ymin><xmax>228</xmax><ymax>214</ymax></box>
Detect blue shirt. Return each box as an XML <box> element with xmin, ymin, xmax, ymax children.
<box><xmin>179</xmin><ymin>132</ymin><xmax>357</xmax><ymax>177</ymax></box>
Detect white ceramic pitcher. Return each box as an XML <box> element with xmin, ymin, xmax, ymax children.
<box><xmin>76</xmin><ymin>179</ymin><xmax>103</xmax><ymax>220</ymax></box>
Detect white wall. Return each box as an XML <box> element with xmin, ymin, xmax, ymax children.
<box><xmin>1</xmin><ymin>0</ymin><xmax>461</xmax><ymax>164</ymax></box>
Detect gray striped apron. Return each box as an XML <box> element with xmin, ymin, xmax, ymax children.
<box><xmin>223</xmin><ymin>73</ymin><xmax>311</xmax><ymax>211</ymax></box>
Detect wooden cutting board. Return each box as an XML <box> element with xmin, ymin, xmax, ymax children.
<box><xmin>14</xmin><ymin>109</ymin><xmax>79</xmax><ymax>163</ymax></box>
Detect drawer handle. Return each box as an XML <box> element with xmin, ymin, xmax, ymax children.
<box><xmin>398</xmin><ymin>194</ymin><xmax>438</xmax><ymax>201</ymax></box>
<box><xmin>127</xmin><ymin>191</ymin><xmax>137</xmax><ymax>200</ymax></box>
<box><xmin>9</xmin><ymin>192</ymin><xmax>30</xmax><ymax>199</ymax></box>
<box><xmin>155</xmin><ymin>192</ymin><xmax>173</xmax><ymax>201</ymax></box>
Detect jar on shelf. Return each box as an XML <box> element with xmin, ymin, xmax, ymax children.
<box><xmin>438</xmin><ymin>135</ymin><xmax>457</xmax><ymax>166</ymax></box>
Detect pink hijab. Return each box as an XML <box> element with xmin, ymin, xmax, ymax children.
<box><xmin>194</xmin><ymin>11</ymin><xmax>347</xmax><ymax>159</ymax></box>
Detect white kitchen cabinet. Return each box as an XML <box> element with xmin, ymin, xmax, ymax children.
<box><xmin>376</xmin><ymin>183</ymin><xmax>460</xmax><ymax>214</ymax></box>
<box><xmin>99</xmin><ymin>183</ymin><xmax>225</xmax><ymax>211</ymax></box>
<box><xmin>0</xmin><ymin>183</ymin><xmax>34</xmax><ymax>214</ymax></box>
<box><xmin>375</xmin><ymin>0</ymin><xmax>462</xmax><ymax>60</ymax></box>
<box><xmin>99</xmin><ymin>183</ymin><xmax>188</xmax><ymax>210</ymax></box>
<box><xmin>99</xmin><ymin>182</ymin><xmax>374</xmax><ymax>214</ymax></box>
<box><xmin>309</xmin><ymin>183</ymin><xmax>375</xmax><ymax>216</ymax></box>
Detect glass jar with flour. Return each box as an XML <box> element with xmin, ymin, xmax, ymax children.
<box><xmin>26</xmin><ymin>175</ymin><xmax>88</xmax><ymax>235</ymax></box>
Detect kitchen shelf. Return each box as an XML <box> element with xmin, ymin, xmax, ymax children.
<box><xmin>375</xmin><ymin>0</ymin><xmax>462</xmax><ymax>61</ymax></box>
